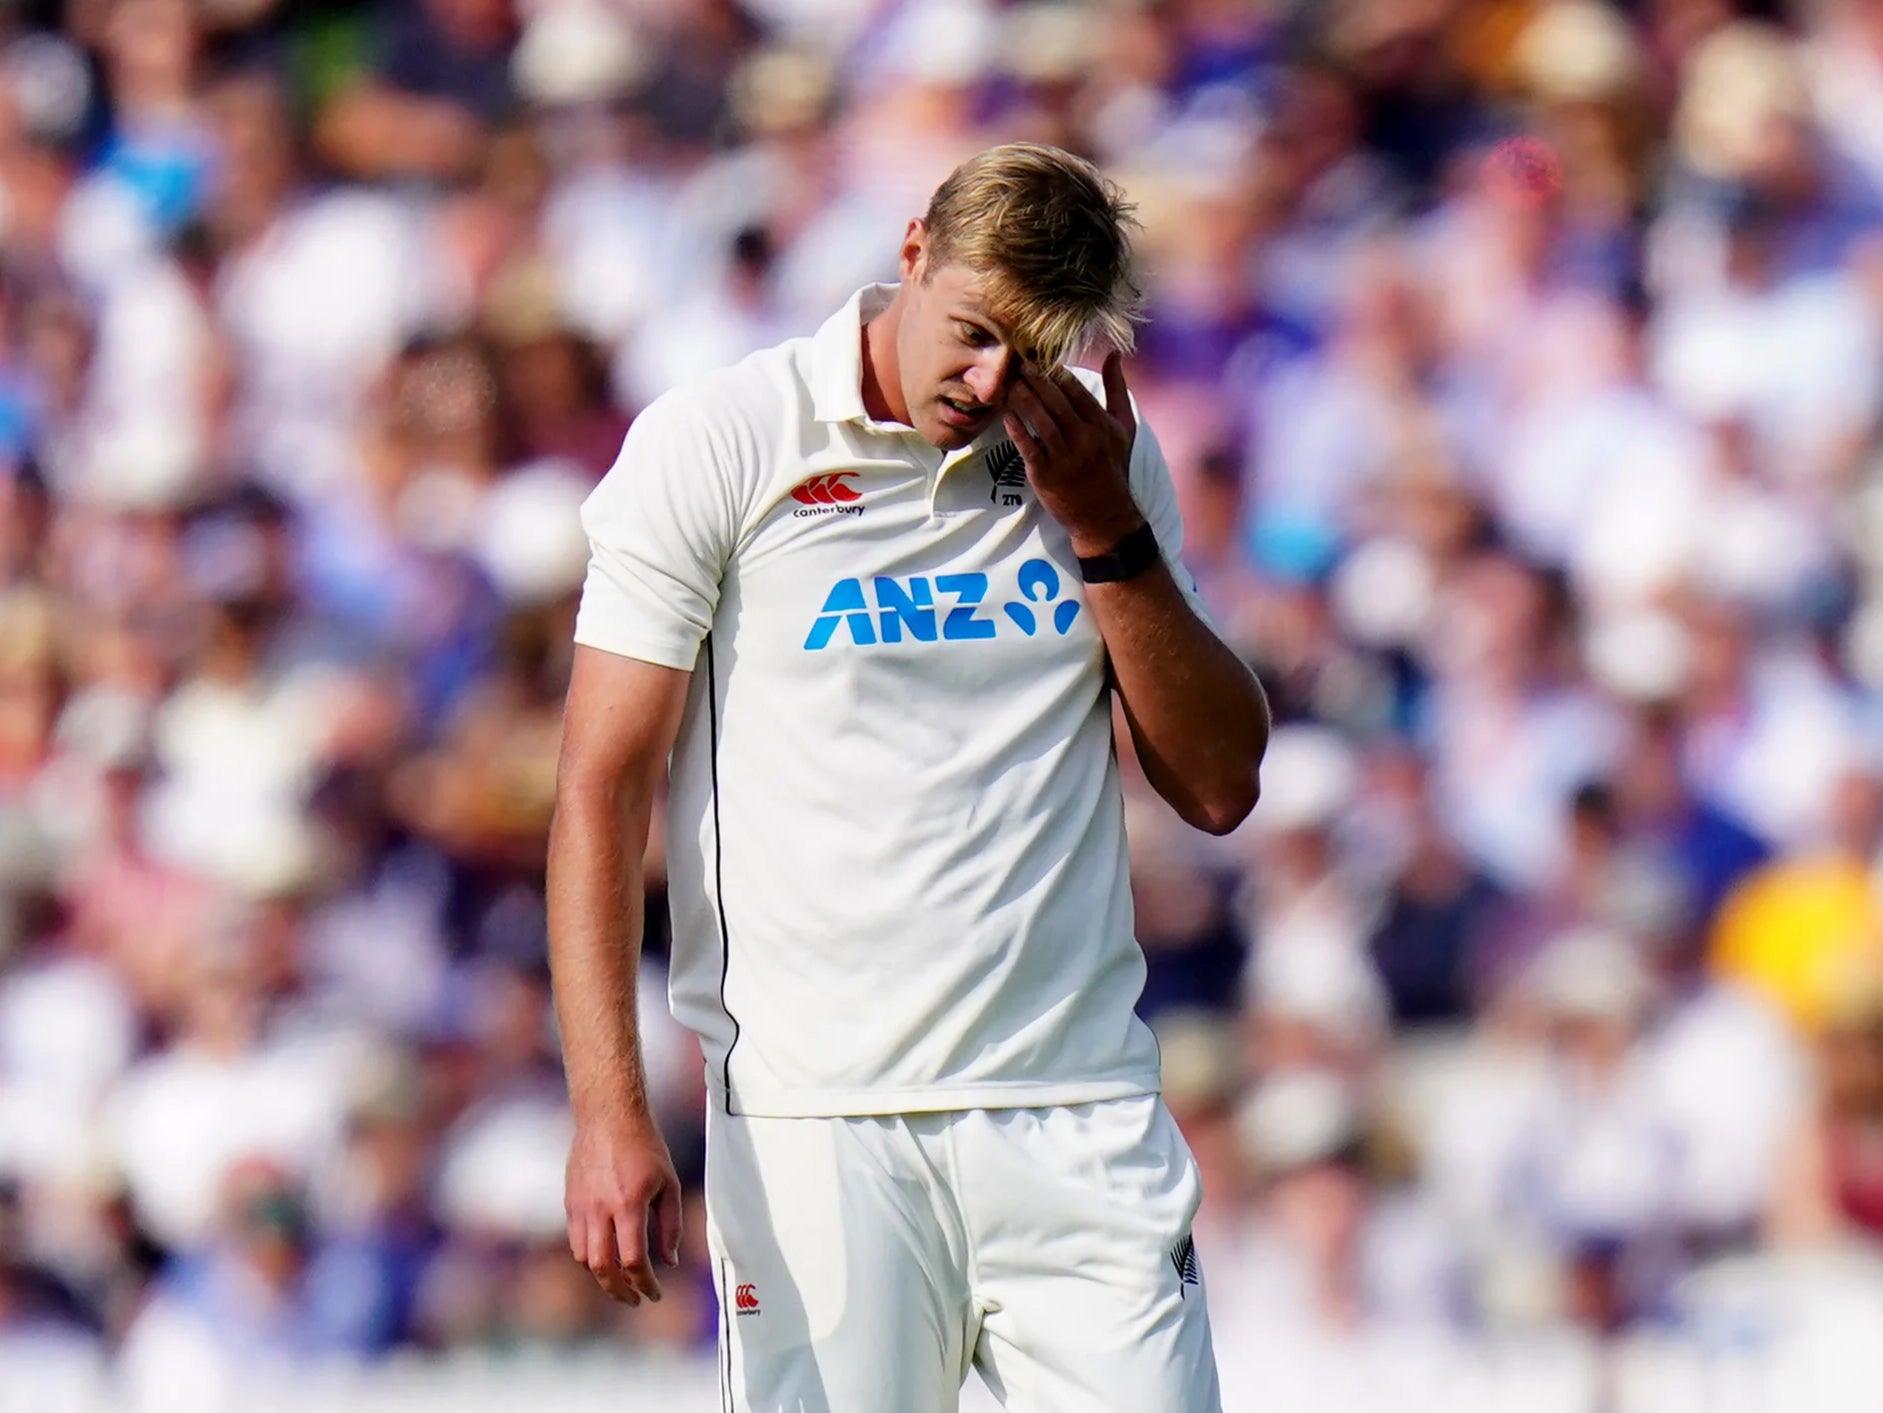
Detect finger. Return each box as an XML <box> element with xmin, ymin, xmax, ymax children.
<box><xmin>1026</xmin><ymin>367</ymin><xmax>1084</xmax><ymax>428</ymax></box>
<box><xmin>586</xmin><ymin>1211</ymin><xmax>640</xmax><ymax>1305</ymax></box>
<box><xmin>1004</xmin><ymin>410</ymin><xmax>1044</xmax><ymax>467</ymax></box>
<box><xmin>614</xmin><ymin>1203</ymin><xmax>662</xmax><ymax>1303</ymax></box>
<box><xmin>1053</xmin><ymin>366</ymin><xmax>1107</xmax><ymax>422</ymax></box>
<box><xmin>1101</xmin><ymin>351</ymin><xmax>1137</xmax><ymax>444</ymax></box>
<box><xmin>1007</xmin><ymin>381</ymin><xmax>1066</xmax><ymax>459</ymax></box>
<box><xmin>599</xmin><ymin>1263</ymin><xmax>638</xmax><ymax>1304</ymax></box>
<box><xmin>654</xmin><ymin>1174</ymin><xmax>683</xmax><ymax>1269</ymax></box>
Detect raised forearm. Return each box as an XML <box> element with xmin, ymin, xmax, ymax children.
<box><xmin>1085</xmin><ymin>556</ymin><xmax>1269</xmax><ymax>835</ymax></box>
<box><xmin>547</xmin><ymin>782</ymin><xmax>656</xmax><ymax>1126</ymax></box>
<box><xmin>1002</xmin><ymin>358</ymin><xmax>1268</xmax><ymax>832</ymax></box>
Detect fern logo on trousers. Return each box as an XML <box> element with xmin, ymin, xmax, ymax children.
<box><xmin>1169</xmin><ymin>1235</ymin><xmax>1199</xmax><ymax>1298</ymax></box>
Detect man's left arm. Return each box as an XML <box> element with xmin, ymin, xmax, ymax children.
<box><xmin>1007</xmin><ymin>356</ymin><xmax>1269</xmax><ymax>835</ymax></box>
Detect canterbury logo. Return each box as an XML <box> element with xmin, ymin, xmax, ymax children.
<box><xmin>790</xmin><ymin>473</ymin><xmax>860</xmax><ymax>506</ymax></box>
<box><xmin>734</xmin><ymin>1282</ymin><xmax>761</xmax><ymax>1314</ymax></box>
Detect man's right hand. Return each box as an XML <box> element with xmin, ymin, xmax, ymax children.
<box><xmin>565</xmin><ymin>1116</ymin><xmax>684</xmax><ymax>1305</ymax></box>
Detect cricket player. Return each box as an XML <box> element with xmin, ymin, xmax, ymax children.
<box><xmin>549</xmin><ymin>142</ymin><xmax>1269</xmax><ymax>1410</ymax></box>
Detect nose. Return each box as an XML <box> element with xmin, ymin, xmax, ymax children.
<box><xmin>961</xmin><ymin>347</ymin><xmax>1013</xmax><ymax>406</ymax></box>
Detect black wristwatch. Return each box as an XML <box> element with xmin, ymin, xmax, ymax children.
<box><xmin>1076</xmin><ymin>521</ymin><xmax>1161</xmax><ymax>584</ymax></box>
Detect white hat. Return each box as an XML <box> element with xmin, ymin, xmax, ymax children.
<box><xmin>1254</xmin><ymin>914</ymin><xmax>1389</xmax><ymax>1049</ymax></box>
<box><xmin>436</xmin><ymin>1096</ymin><xmax>575</xmax><ymax>1241</ymax></box>
<box><xmin>71</xmin><ymin>416</ymin><xmax>205</xmax><ymax>511</ymax></box>
<box><xmin>998</xmin><ymin>2</ymin><xmax>1099</xmax><ymax>85</ymax></box>
<box><xmin>513</xmin><ymin>2</ymin><xmax>649</xmax><ymax>108</ymax></box>
<box><xmin>1675</xmin><ymin>23</ymin><xmax>1809</xmax><ymax>180</ymax></box>
<box><xmin>1584</xmin><ymin>608</ymin><xmax>1693</xmax><ymax>703</ymax></box>
<box><xmin>1151</xmin><ymin>1009</ymin><xmax>1239</xmax><ymax>1110</ymax></box>
<box><xmin>141</xmin><ymin>785</ymin><xmax>322</xmax><ymax>898</ymax></box>
<box><xmin>1236</xmin><ymin>1068</ymin><xmax>1363</xmax><ymax>1173</ymax></box>
<box><xmin>1330</xmin><ymin>534</ymin><xmax>1437</xmax><ymax>649</ymax></box>
<box><xmin>475</xmin><ymin>459</ymin><xmax>595</xmax><ymax>606</ymax></box>
<box><xmin>731</xmin><ymin>46</ymin><xmax>839</xmax><ymax>137</ymax></box>
<box><xmin>872</xmin><ymin>0</ymin><xmax>998</xmax><ymax>88</ymax></box>
<box><xmin>1256</xmin><ymin>723</ymin><xmax>1359</xmax><ymax>834</ymax></box>
<box><xmin>1517</xmin><ymin>0</ymin><xmax>1643</xmax><ymax>104</ymax></box>
<box><xmin>1526</xmin><ymin>926</ymin><xmax>1653</xmax><ymax>1023</ymax></box>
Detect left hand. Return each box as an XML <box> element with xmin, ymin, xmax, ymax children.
<box><xmin>1005</xmin><ymin>351</ymin><xmax>1146</xmax><ymax>558</ymax></box>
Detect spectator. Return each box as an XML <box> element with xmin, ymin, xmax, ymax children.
<box><xmin>1361</xmin><ymin>741</ymin><xmax>1503</xmax><ymax>1029</ymax></box>
<box><xmin>1770</xmin><ymin>982</ymin><xmax>1883</xmax><ymax>1247</ymax></box>
<box><xmin>315</xmin><ymin>0</ymin><xmax>517</xmax><ymax>185</ymax></box>
<box><xmin>1712</xmin><ymin>761</ymin><xmax>1883</xmax><ymax>1031</ymax></box>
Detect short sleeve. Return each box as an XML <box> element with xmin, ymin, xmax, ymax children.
<box><xmin>1129</xmin><ymin>416</ymin><xmax>1216</xmax><ymax>628</ymax></box>
<box><xmin>573</xmin><ymin>391</ymin><xmax>740</xmax><ymax>671</ymax></box>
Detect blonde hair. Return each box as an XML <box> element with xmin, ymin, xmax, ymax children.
<box><xmin>922</xmin><ymin>142</ymin><xmax>1143</xmax><ymax>368</ymax></box>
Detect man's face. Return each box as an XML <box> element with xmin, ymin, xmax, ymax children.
<box><xmin>895</xmin><ymin>229</ymin><xmax>1029</xmax><ymax>450</ymax></box>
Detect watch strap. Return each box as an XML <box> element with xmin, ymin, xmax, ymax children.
<box><xmin>1077</xmin><ymin>521</ymin><xmax>1160</xmax><ymax>584</ymax></box>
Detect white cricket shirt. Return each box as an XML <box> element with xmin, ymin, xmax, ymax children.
<box><xmin>574</xmin><ymin>284</ymin><xmax>1207</xmax><ymax>1117</ymax></box>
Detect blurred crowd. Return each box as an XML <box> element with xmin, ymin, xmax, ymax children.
<box><xmin>4</xmin><ymin>0</ymin><xmax>1883</xmax><ymax>1409</ymax></box>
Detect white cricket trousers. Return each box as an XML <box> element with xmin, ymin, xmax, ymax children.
<box><xmin>704</xmin><ymin>1095</ymin><xmax>1223</xmax><ymax>1412</ymax></box>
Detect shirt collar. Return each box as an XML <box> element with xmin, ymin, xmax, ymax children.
<box><xmin>810</xmin><ymin>283</ymin><xmax>899</xmax><ymax>426</ymax></box>
<box><xmin>809</xmin><ymin>283</ymin><xmax>1013</xmax><ymax>478</ymax></box>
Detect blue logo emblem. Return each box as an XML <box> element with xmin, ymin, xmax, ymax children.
<box><xmin>804</xmin><ymin>558</ymin><xmax>1081</xmax><ymax>650</ymax></box>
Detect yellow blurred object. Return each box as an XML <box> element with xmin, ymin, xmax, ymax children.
<box><xmin>1711</xmin><ymin>855</ymin><xmax>1883</xmax><ymax>1031</ymax></box>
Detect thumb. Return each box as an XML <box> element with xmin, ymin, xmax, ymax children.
<box><xmin>1102</xmin><ymin>350</ymin><xmax>1136</xmax><ymax>445</ymax></box>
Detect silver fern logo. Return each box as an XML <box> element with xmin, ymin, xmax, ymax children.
<box><xmin>1170</xmin><ymin>1233</ymin><xmax>1199</xmax><ymax>1297</ymax></box>
<box><xmin>985</xmin><ymin>440</ymin><xmax>1026</xmax><ymax>507</ymax></box>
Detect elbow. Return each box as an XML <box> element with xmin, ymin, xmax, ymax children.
<box><xmin>1187</xmin><ymin>685</ymin><xmax>1271</xmax><ymax>836</ymax></box>
<box><xmin>1186</xmin><ymin>774</ymin><xmax>1261</xmax><ymax>837</ymax></box>
<box><xmin>1192</xmin><ymin>799</ymin><xmax>1255</xmax><ymax>837</ymax></box>
<box><xmin>552</xmin><ymin>758</ymin><xmax>649</xmax><ymax>829</ymax></box>
<box><xmin>553</xmin><ymin>767</ymin><xmax>621</xmax><ymax>817</ymax></box>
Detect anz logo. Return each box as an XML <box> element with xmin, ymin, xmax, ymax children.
<box><xmin>804</xmin><ymin>558</ymin><xmax>1081</xmax><ymax>650</ymax></box>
